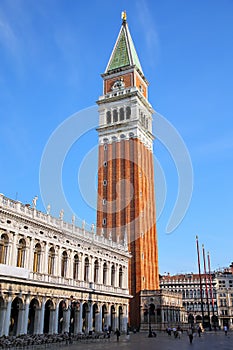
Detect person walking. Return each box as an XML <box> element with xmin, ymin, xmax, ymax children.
<box><xmin>224</xmin><ymin>325</ymin><xmax>228</xmax><ymax>336</ymax></box>
<box><xmin>115</xmin><ymin>328</ymin><xmax>121</xmax><ymax>342</ymax></box>
<box><xmin>187</xmin><ymin>328</ymin><xmax>193</xmax><ymax>344</ymax></box>
<box><xmin>198</xmin><ymin>326</ymin><xmax>202</xmax><ymax>337</ymax></box>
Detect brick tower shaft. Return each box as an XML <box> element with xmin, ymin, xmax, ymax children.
<box><xmin>96</xmin><ymin>12</ymin><xmax>159</xmax><ymax>327</ymax></box>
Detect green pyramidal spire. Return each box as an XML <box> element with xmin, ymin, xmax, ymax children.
<box><xmin>105</xmin><ymin>12</ymin><xmax>143</xmax><ymax>74</ymax></box>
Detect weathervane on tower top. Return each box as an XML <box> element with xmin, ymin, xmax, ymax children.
<box><xmin>121</xmin><ymin>10</ymin><xmax>127</xmax><ymax>23</ymax></box>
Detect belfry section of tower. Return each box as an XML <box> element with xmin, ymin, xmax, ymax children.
<box><xmin>96</xmin><ymin>12</ymin><xmax>159</xmax><ymax>328</ymax></box>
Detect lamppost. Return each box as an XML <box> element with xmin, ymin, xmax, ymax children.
<box><xmin>148</xmin><ymin>304</ymin><xmax>152</xmax><ymax>337</ymax></box>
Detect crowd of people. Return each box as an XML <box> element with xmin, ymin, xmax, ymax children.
<box><xmin>165</xmin><ymin>323</ymin><xmax>230</xmax><ymax>344</ymax></box>
<box><xmin>0</xmin><ymin>324</ymin><xmax>229</xmax><ymax>348</ymax></box>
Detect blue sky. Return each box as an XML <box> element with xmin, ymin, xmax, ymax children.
<box><xmin>0</xmin><ymin>0</ymin><xmax>233</xmax><ymax>275</ymax></box>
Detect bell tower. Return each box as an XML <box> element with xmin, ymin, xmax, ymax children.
<box><xmin>96</xmin><ymin>12</ymin><xmax>159</xmax><ymax>327</ymax></box>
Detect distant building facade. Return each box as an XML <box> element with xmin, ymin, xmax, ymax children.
<box><xmin>215</xmin><ymin>264</ymin><xmax>233</xmax><ymax>329</ymax></box>
<box><xmin>0</xmin><ymin>194</ymin><xmax>130</xmax><ymax>336</ymax></box>
<box><xmin>160</xmin><ymin>267</ymin><xmax>233</xmax><ymax>330</ymax></box>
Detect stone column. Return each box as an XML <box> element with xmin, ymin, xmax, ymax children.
<box><xmin>74</xmin><ymin>309</ymin><xmax>79</xmax><ymax>335</ymax></box>
<box><xmin>42</xmin><ymin>242</ymin><xmax>48</xmax><ymax>276</ymax></box>
<box><xmin>88</xmin><ymin>303</ymin><xmax>93</xmax><ymax>332</ymax></box>
<box><xmin>124</xmin><ymin>266</ymin><xmax>128</xmax><ymax>289</ymax></box>
<box><xmin>3</xmin><ymin>295</ymin><xmax>12</xmax><ymax>336</ymax></box>
<box><xmin>5</xmin><ymin>231</ymin><xmax>12</xmax><ymax>266</ymax></box>
<box><xmin>79</xmin><ymin>254</ymin><xmax>84</xmax><ymax>282</ymax></box>
<box><xmin>95</xmin><ymin>306</ymin><xmax>102</xmax><ymax>332</ymax></box>
<box><xmin>53</xmin><ymin>302</ymin><xmax>59</xmax><ymax>334</ymax></box>
<box><xmin>106</xmin><ymin>262</ymin><xmax>111</xmax><ymax>285</ymax></box>
<box><xmin>49</xmin><ymin>307</ymin><xmax>56</xmax><ymax>334</ymax></box>
<box><xmin>68</xmin><ymin>251</ymin><xmax>73</xmax><ymax>281</ymax></box>
<box><xmin>89</xmin><ymin>256</ymin><xmax>93</xmax><ymax>283</ymax></box>
<box><xmin>28</xmin><ymin>238</ymin><xmax>34</xmax><ymax>272</ymax></box>
<box><xmin>16</xmin><ymin>304</ymin><xmax>23</xmax><ymax>335</ymax></box>
<box><xmin>122</xmin><ymin>305</ymin><xmax>128</xmax><ymax>332</ymax></box>
<box><xmin>24</xmin><ymin>240</ymin><xmax>30</xmax><ymax>270</ymax></box>
<box><xmin>77</xmin><ymin>302</ymin><xmax>83</xmax><ymax>333</ymax></box>
<box><xmin>56</xmin><ymin>246</ymin><xmax>61</xmax><ymax>277</ymax></box>
<box><xmin>96</xmin><ymin>261</ymin><xmax>100</xmax><ymax>284</ymax></box>
<box><xmin>99</xmin><ymin>259</ymin><xmax>103</xmax><ymax>285</ymax></box>
<box><xmin>11</xmin><ymin>233</ymin><xmax>18</xmax><ymax>266</ymax></box>
<box><xmin>63</xmin><ymin>307</ymin><xmax>71</xmax><ymax>333</ymax></box>
<box><xmin>161</xmin><ymin>307</ymin><xmax>164</xmax><ymax>324</ymax></box>
<box><xmin>106</xmin><ymin>304</ymin><xmax>111</xmax><ymax>329</ymax></box>
<box><xmin>21</xmin><ymin>296</ymin><xmax>30</xmax><ymax>334</ymax></box>
<box><xmin>115</xmin><ymin>264</ymin><xmax>119</xmax><ymax>288</ymax></box>
<box><xmin>140</xmin><ymin>305</ymin><xmax>145</xmax><ymax>326</ymax></box>
<box><xmin>38</xmin><ymin>299</ymin><xmax>45</xmax><ymax>334</ymax></box>
<box><xmin>0</xmin><ymin>304</ymin><xmax>6</xmax><ymax>336</ymax></box>
<box><xmin>33</xmin><ymin>306</ymin><xmax>40</xmax><ymax>335</ymax></box>
<box><xmin>99</xmin><ymin>305</ymin><xmax>103</xmax><ymax>331</ymax></box>
<box><xmin>112</xmin><ymin>307</ymin><xmax>117</xmax><ymax>331</ymax></box>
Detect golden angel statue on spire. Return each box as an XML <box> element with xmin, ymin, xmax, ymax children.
<box><xmin>121</xmin><ymin>11</ymin><xmax>127</xmax><ymax>22</ymax></box>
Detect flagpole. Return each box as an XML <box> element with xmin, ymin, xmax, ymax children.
<box><xmin>202</xmin><ymin>244</ymin><xmax>210</xmax><ymax>329</ymax></box>
<box><xmin>207</xmin><ymin>252</ymin><xmax>215</xmax><ymax>318</ymax></box>
<box><xmin>196</xmin><ymin>236</ymin><xmax>204</xmax><ymax>327</ymax></box>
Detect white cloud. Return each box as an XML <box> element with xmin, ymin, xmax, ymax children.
<box><xmin>135</xmin><ymin>0</ymin><xmax>160</xmax><ymax>67</ymax></box>
<box><xmin>0</xmin><ymin>13</ymin><xmax>18</xmax><ymax>56</ymax></box>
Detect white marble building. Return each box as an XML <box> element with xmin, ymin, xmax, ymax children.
<box><xmin>0</xmin><ymin>194</ymin><xmax>130</xmax><ymax>336</ymax></box>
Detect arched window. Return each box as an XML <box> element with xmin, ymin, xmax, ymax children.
<box><xmin>106</xmin><ymin>111</ymin><xmax>111</xmax><ymax>124</ymax></box>
<box><xmin>111</xmin><ymin>264</ymin><xmax>115</xmax><ymax>286</ymax></box>
<box><xmin>48</xmin><ymin>247</ymin><xmax>55</xmax><ymax>275</ymax></box>
<box><xmin>61</xmin><ymin>251</ymin><xmax>68</xmax><ymax>278</ymax></box>
<box><xmin>94</xmin><ymin>259</ymin><xmax>99</xmax><ymax>283</ymax></box>
<box><xmin>119</xmin><ymin>266</ymin><xmax>123</xmax><ymax>288</ymax></box>
<box><xmin>103</xmin><ymin>262</ymin><xmax>107</xmax><ymax>285</ymax></box>
<box><xmin>33</xmin><ymin>243</ymin><xmax>41</xmax><ymax>273</ymax></box>
<box><xmin>84</xmin><ymin>257</ymin><xmax>89</xmax><ymax>282</ymax></box>
<box><xmin>149</xmin><ymin>303</ymin><xmax>156</xmax><ymax>323</ymax></box>
<box><xmin>113</xmin><ymin>109</ymin><xmax>118</xmax><ymax>122</ymax></box>
<box><xmin>0</xmin><ymin>233</ymin><xmax>9</xmax><ymax>264</ymax></box>
<box><xmin>126</xmin><ymin>106</ymin><xmax>131</xmax><ymax>119</ymax></box>
<box><xmin>17</xmin><ymin>238</ymin><xmax>26</xmax><ymax>267</ymax></box>
<box><xmin>119</xmin><ymin>107</ymin><xmax>124</xmax><ymax>121</ymax></box>
<box><xmin>73</xmin><ymin>254</ymin><xmax>79</xmax><ymax>280</ymax></box>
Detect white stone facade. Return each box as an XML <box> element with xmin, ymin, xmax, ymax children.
<box><xmin>140</xmin><ymin>289</ymin><xmax>186</xmax><ymax>331</ymax></box>
<box><xmin>215</xmin><ymin>267</ymin><xmax>233</xmax><ymax>329</ymax></box>
<box><xmin>160</xmin><ymin>273</ymin><xmax>218</xmax><ymax>328</ymax></box>
<box><xmin>0</xmin><ymin>194</ymin><xmax>130</xmax><ymax>336</ymax></box>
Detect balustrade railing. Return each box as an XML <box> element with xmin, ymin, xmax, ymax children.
<box><xmin>0</xmin><ymin>194</ymin><xmax>127</xmax><ymax>252</ymax></box>
<box><xmin>29</xmin><ymin>271</ymin><xmax>129</xmax><ymax>294</ymax></box>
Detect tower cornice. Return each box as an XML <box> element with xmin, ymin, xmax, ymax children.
<box><xmin>101</xmin><ymin>66</ymin><xmax>149</xmax><ymax>86</ymax></box>
<box><xmin>97</xmin><ymin>89</ymin><xmax>154</xmax><ymax>114</ymax></box>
